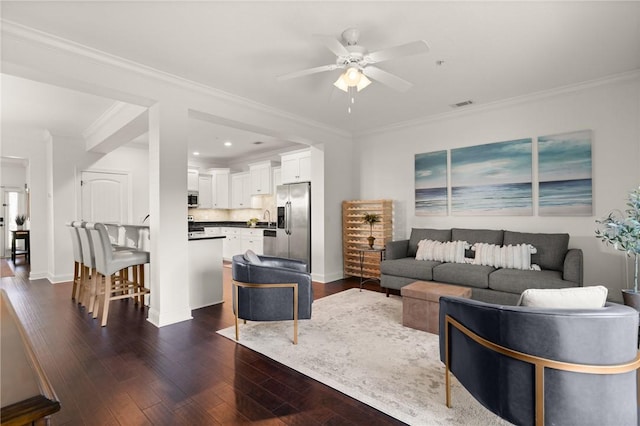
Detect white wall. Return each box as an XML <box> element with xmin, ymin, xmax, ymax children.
<box><xmin>82</xmin><ymin>145</ymin><xmax>150</xmax><ymax>224</ymax></box>
<box><xmin>1</xmin><ymin>161</ymin><xmax>27</xmax><ymax>189</ymax></box>
<box><xmin>355</xmin><ymin>74</ymin><xmax>640</xmax><ymax>300</ymax></box>
<box><xmin>319</xmin><ymin>142</ymin><xmax>358</xmax><ymax>282</ymax></box>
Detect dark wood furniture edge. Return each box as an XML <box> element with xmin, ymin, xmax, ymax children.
<box><xmin>1</xmin><ymin>395</ymin><xmax>61</xmax><ymax>426</ymax></box>
<box><xmin>1</xmin><ymin>290</ymin><xmax>60</xmax><ymax>425</ymax></box>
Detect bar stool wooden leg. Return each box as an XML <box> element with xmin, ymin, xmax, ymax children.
<box><xmin>101</xmin><ymin>274</ymin><xmax>112</xmax><ymax>327</ymax></box>
<box><xmin>138</xmin><ymin>265</ymin><xmax>145</xmax><ymax>306</ymax></box>
<box><xmin>71</xmin><ymin>261</ymin><xmax>80</xmax><ymax>301</ymax></box>
<box><xmin>89</xmin><ymin>268</ymin><xmax>100</xmax><ymax>318</ymax></box>
<box><xmin>77</xmin><ymin>264</ymin><xmax>87</xmax><ymax>306</ymax></box>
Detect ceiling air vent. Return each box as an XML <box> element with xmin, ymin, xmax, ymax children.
<box><xmin>450</xmin><ymin>100</ymin><xmax>474</xmax><ymax>108</ymax></box>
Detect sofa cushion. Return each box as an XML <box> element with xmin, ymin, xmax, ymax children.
<box><xmin>453</xmin><ymin>228</ymin><xmax>504</xmax><ymax>259</ymax></box>
<box><xmin>432</xmin><ymin>263</ymin><xmax>494</xmax><ymax>289</ymax></box>
<box><xmin>503</xmin><ymin>231</ymin><xmax>569</xmax><ymax>272</ymax></box>
<box><xmin>473</xmin><ymin>243</ymin><xmax>540</xmax><ymax>271</ymax></box>
<box><xmin>380</xmin><ymin>258</ymin><xmax>440</xmax><ymax>281</ymax></box>
<box><xmin>416</xmin><ymin>239</ymin><xmax>468</xmax><ymax>263</ymax></box>
<box><xmin>517</xmin><ymin>285</ymin><xmax>608</xmax><ymax>308</ymax></box>
<box><xmin>489</xmin><ymin>268</ymin><xmax>571</xmax><ymax>295</ymax></box>
<box><xmin>408</xmin><ymin>228</ymin><xmax>451</xmax><ymax>257</ymax></box>
<box><xmin>452</xmin><ymin>228</ymin><xmax>504</xmax><ymax>245</ymax></box>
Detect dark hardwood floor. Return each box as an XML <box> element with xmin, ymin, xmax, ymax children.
<box><xmin>1</xmin><ymin>259</ymin><xmax>405</xmax><ymax>425</ymax></box>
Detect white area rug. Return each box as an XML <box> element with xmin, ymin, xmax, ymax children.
<box><xmin>217</xmin><ymin>288</ymin><xmax>511</xmax><ymax>425</ymax></box>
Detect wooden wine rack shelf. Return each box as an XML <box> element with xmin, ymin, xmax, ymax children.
<box><xmin>342</xmin><ymin>199</ymin><xmax>393</xmax><ymax>279</ymax></box>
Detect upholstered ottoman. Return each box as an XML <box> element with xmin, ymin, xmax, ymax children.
<box><xmin>401</xmin><ymin>281</ymin><xmax>471</xmax><ymax>333</ymax></box>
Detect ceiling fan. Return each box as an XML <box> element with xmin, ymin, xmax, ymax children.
<box><xmin>278</xmin><ymin>28</ymin><xmax>430</xmax><ymax>93</ymax></box>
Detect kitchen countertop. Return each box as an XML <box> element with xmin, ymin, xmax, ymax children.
<box><xmin>188</xmin><ymin>234</ymin><xmax>226</xmax><ymax>241</ymax></box>
<box><xmin>189</xmin><ymin>221</ymin><xmax>277</xmax><ymax>229</ymax></box>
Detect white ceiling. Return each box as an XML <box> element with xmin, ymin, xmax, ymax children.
<box><xmin>2</xmin><ymin>1</ymin><xmax>639</xmax><ymax>162</ymax></box>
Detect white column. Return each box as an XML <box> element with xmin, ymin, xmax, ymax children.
<box><xmin>147</xmin><ymin>102</ymin><xmax>192</xmax><ymax>327</ymax></box>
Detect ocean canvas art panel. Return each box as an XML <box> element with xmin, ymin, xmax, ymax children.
<box><xmin>415</xmin><ymin>150</ymin><xmax>448</xmax><ymax>216</ymax></box>
<box><xmin>451</xmin><ymin>139</ymin><xmax>533</xmax><ymax>215</ymax></box>
<box><xmin>538</xmin><ymin>130</ymin><xmax>592</xmax><ymax>216</ymax></box>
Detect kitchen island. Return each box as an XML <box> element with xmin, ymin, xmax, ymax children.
<box><xmin>188</xmin><ymin>234</ymin><xmax>225</xmax><ymax>310</ymax></box>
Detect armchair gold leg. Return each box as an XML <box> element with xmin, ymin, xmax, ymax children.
<box><xmin>293</xmin><ymin>284</ymin><xmax>298</xmax><ymax>345</ymax></box>
<box><xmin>234</xmin><ymin>283</ymin><xmax>239</xmax><ymax>341</ymax></box>
<box><xmin>445</xmin><ymin>320</ymin><xmax>451</xmax><ymax>408</ymax></box>
<box><xmin>232</xmin><ymin>280</ymin><xmax>300</xmax><ymax>345</ymax></box>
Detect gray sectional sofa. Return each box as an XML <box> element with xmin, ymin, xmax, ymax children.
<box><xmin>380</xmin><ymin>228</ymin><xmax>584</xmax><ymax>305</ymax></box>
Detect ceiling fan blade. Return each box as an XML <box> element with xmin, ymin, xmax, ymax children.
<box><xmin>362</xmin><ymin>66</ymin><xmax>413</xmax><ymax>92</ymax></box>
<box><xmin>366</xmin><ymin>40</ymin><xmax>430</xmax><ymax>63</ymax></box>
<box><xmin>313</xmin><ymin>34</ymin><xmax>350</xmax><ymax>57</ymax></box>
<box><xmin>277</xmin><ymin>64</ymin><xmax>339</xmax><ymax>81</ymax></box>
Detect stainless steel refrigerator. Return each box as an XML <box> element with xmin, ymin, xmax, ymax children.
<box><xmin>276</xmin><ymin>182</ymin><xmax>311</xmax><ymax>272</ymax></box>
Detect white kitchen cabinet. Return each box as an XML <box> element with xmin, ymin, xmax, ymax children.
<box><xmin>280</xmin><ymin>149</ymin><xmax>311</xmax><ymax>184</ymax></box>
<box><xmin>222</xmin><ymin>228</ymin><xmax>242</xmax><ymax>260</ymax></box>
<box><xmin>187</xmin><ymin>169</ymin><xmax>199</xmax><ymax>191</ymax></box>
<box><xmin>249</xmin><ymin>161</ymin><xmax>276</xmax><ymax>195</ymax></box>
<box><xmin>242</xmin><ymin>228</ymin><xmax>264</xmax><ymax>255</ymax></box>
<box><xmin>209</xmin><ymin>168</ymin><xmax>230</xmax><ymax>209</ymax></box>
<box><xmin>272</xmin><ymin>166</ymin><xmax>281</xmax><ymax>194</ymax></box>
<box><xmin>231</xmin><ymin>172</ymin><xmax>252</xmax><ymax>209</ymax></box>
<box><xmin>203</xmin><ymin>227</ymin><xmax>221</xmax><ymax>236</ymax></box>
<box><xmin>198</xmin><ymin>175</ymin><xmax>213</xmax><ymax>209</ymax></box>
<box><xmin>222</xmin><ymin>227</ymin><xmax>264</xmax><ymax>260</ymax></box>
<box><xmin>188</xmin><ymin>237</ymin><xmax>223</xmax><ymax>309</ymax></box>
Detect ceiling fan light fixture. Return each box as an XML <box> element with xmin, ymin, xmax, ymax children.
<box><xmin>356</xmin><ymin>73</ymin><xmax>371</xmax><ymax>92</ymax></box>
<box><xmin>333</xmin><ymin>67</ymin><xmax>371</xmax><ymax>92</ymax></box>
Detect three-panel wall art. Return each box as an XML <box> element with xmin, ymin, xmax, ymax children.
<box><xmin>414</xmin><ymin>130</ymin><xmax>592</xmax><ymax>216</ymax></box>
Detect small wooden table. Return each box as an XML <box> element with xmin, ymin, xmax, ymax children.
<box><xmin>356</xmin><ymin>247</ymin><xmax>385</xmax><ymax>291</ymax></box>
<box><xmin>11</xmin><ymin>230</ymin><xmax>30</xmax><ymax>264</ymax></box>
<box><xmin>401</xmin><ymin>281</ymin><xmax>472</xmax><ymax>334</ymax></box>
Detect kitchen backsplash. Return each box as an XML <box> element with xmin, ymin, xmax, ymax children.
<box><xmin>188</xmin><ymin>195</ymin><xmax>276</xmax><ymax>223</ymax></box>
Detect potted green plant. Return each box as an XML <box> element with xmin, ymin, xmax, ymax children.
<box><xmin>246</xmin><ymin>217</ymin><xmax>259</xmax><ymax>228</ymax></box>
<box><xmin>363</xmin><ymin>212</ymin><xmax>381</xmax><ymax>248</ymax></box>
<box><xmin>15</xmin><ymin>214</ymin><xmax>26</xmax><ymax>230</ymax></box>
<box><xmin>596</xmin><ymin>186</ymin><xmax>640</xmax><ymax>308</ymax></box>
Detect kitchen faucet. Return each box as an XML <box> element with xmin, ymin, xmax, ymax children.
<box><xmin>263</xmin><ymin>209</ymin><xmax>271</xmax><ymax>227</ymax></box>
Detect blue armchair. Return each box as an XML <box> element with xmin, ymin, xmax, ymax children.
<box><xmin>439</xmin><ymin>296</ymin><xmax>640</xmax><ymax>426</ymax></box>
<box><xmin>231</xmin><ymin>253</ymin><xmax>313</xmax><ymax>344</ymax></box>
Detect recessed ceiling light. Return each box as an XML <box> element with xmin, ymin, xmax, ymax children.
<box><xmin>193</xmin><ymin>151</ymin><xmax>200</xmax><ymax>156</ymax></box>
<box><xmin>224</xmin><ymin>141</ymin><xmax>232</xmax><ymax>147</ymax></box>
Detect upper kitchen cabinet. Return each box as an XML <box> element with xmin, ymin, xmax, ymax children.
<box><xmin>280</xmin><ymin>148</ymin><xmax>311</xmax><ymax>184</ymax></box>
<box><xmin>198</xmin><ymin>174</ymin><xmax>213</xmax><ymax>209</ymax></box>
<box><xmin>272</xmin><ymin>166</ymin><xmax>281</xmax><ymax>194</ymax></box>
<box><xmin>209</xmin><ymin>168</ymin><xmax>230</xmax><ymax>209</ymax></box>
<box><xmin>231</xmin><ymin>172</ymin><xmax>252</xmax><ymax>209</ymax></box>
<box><xmin>249</xmin><ymin>160</ymin><xmax>277</xmax><ymax>195</ymax></box>
<box><xmin>187</xmin><ymin>169</ymin><xmax>199</xmax><ymax>191</ymax></box>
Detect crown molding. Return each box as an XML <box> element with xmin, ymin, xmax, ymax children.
<box><xmin>82</xmin><ymin>101</ymin><xmax>134</xmax><ymax>140</ymax></box>
<box><xmin>355</xmin><ymin>69</ymin><xmax>640</xmax><ymax>138</ymax></box>
<box><xmin>1</xmin><ymin>19</ymin><xmax>351</xmax><ymax>141</ymax></box>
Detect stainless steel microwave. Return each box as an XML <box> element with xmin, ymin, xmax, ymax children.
<box><xmin>188</xmin><ymin>191</ymin><xmax>199</xmax><ymax>207</ymax></box>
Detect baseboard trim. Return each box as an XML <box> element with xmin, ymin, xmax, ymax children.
<box><xmin>147</xmin><ymin>307</ymin><xmax>193</xmax><ymax>328</ymax></box>
<box><xmin>312</xmin><ymin>271</ymin><xmax>345</xmax><ymax>284</ymax></box>
<box><xmin>46</xmin><ymin>273</ymin><xmax>73</xmax><ymax>284</ymax></box>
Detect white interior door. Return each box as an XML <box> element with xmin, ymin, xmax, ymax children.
<box><xmin>81</xmin><ymin>171</ymin><xmax>129</xmax><ymax>223</ymax></box>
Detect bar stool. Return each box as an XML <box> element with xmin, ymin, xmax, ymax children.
<box><xmin>76</xmin><ymin>222</ymin><xmax>100</xmax><ymax>315</ymax></box>
<box><xmin>121</xmin><ymin>225</ymin><xmax>150</xmax><ymax>305</ymax></box>
<box><xmin>66</xmin><ymin>222</ymin><xmax>84</xmax><ymax>302</ymax></box>
<box><xmin>104</xmin><ymin>223</ymin><xmax>125</xmax><ymax>248</ymax></box>
<box><xmin>87</xmin><ymin>222</ymin><xmax>150</xmax><ymax>327</ymax></box>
